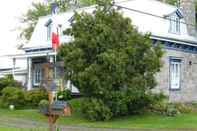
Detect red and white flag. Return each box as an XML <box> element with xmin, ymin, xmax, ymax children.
<box><xmin>51</xmin><ymin>15</ymin><xmax>60</xmax><ymax>50</ymax></box>
<box><xmin>51</xmin><ymin>2</ymin><xmax>60</xmax><ymax>50</ymax></box>
<box><xmin>52</xmin><ymin>29</ymin><xmax>59</xmax><ymax>49</ymax></box>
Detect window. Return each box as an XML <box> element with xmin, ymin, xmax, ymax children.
<box><xmin>34</xmin><ymin>68</ymin><xmax>42</xmax><ymax>86</ymax></box>
<box><xmin>45</xmin><ymin>19</ymin><xmax>53</xmax><ymax>40</ymax></box>
<box><xmin>58</xmin><ymin>24</ymin><xmax>63</xmax><ymax>36</ymax></box>
<box><xmin>170</xmin><ymin>58</ymin><xmax>181</xmax><ymax>90</ymax></box>
<box><xmin>169</xmin><ymin>14</ymin><xmax>180</xmax><ymax>34</ymax></box>
<box><xmin>47</xmin><ymin>24</ymin><xmax>52</xmax><ymax>40</ymax></box>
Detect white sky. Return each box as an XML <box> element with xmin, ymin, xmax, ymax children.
<box><xmin>0</xmin><ymin>0</ymin><xmax>43</xmax><ymax>55</ymax></box>
<box><xmin>0</xmin><ymin>0</ymin><xmax>42</xmax><ymax>68</ymax></box>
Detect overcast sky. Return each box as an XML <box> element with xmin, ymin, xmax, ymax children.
<box><xmin>0</xmin><ymin>0</ymin><xmax>43</xmax><ymax>55</ymax></box>
<box><xmin>0</xmin><ymin>0</ymin><xmax>42</xmax><ymax>68</ymax></box>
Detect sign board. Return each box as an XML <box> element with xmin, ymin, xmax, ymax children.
<box><xmin>43</xmin><ymin>80</ymin><xmax>57</xmax><ymax>92</ymax></box>
<box><xmin>50</xmin><ymin>81</ymin><xmax>57</xmax><ymax>91</ymax></box>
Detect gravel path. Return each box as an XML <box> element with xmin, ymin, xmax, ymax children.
<box><xmin>0</xmin><ymin>117</ymin><xmax>195</xmax><ymax>131</ymax></box>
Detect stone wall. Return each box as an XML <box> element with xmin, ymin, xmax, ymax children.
<box><xmin>155</xmin><ymin>48</ymin><xmax>197</xmax><ymax>103</ymax></box>
<box><xmin>180</xmin><ymin>0</ymin><xmax>196</xmax><ymax>36</ymax></box>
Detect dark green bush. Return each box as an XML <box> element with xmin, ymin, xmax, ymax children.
<box><xmin>190</xmin><ymin>103</ymin><xmax>197</xmax><ymax>112</ymax></box>
<box><xmin>25</xmin><ymin>88</ymin><xmax>48</xmax><ymax>107</ymax></box>
<box><xmin>81</xmin><ymin>98</ymin><xmax>112</xmax><ymax>121</ymax></box>
<box><xmin>105</xmin><ymin>91</ymin><xmax>130</xmax><ymax>116</ymax></box>
<box><xmin>69</xmin><ymin>98</ymin><xmax>83</xmax><ymax>113</ymax></box>
<box><xmin>128</xmin><ymin>93</ymin><xmax>167</xmax><ymax>114</ymax></box>
<box><xmin>0</xmin><ymin>87</ymin><xmax>25</xmax><ymax>108</ymax></box>
<box><xmin>38</xmin><ymin>99</ymin><xmax>49</xmax><ymax>113</ymax></box>
<box><xmin>166</xmin><ymin>104</ymin><xmax>179</xmax><ymax>117</ymax></box>
<box><xmin>150</xmin><ymin>102</ymin><xmax>182</xmax><ymax>117</ymax></box>
<box><xmin>57</xmin><ymin>89</ymin><xmax>72</xmax><ymax>101</ymax></box>
<box><xmin>79</xmin><ymin>92</ymin><xmax>167</xmax><ymax>121</ymax></box>
<box><xmin>108</xmin><ymin>98</ymin><xmax>129</xmax><ymax>116</ymax></box>
<box><xmin>191</xmin><ymin>102</ymin><xmax>197</xmax><ymax>108</ymax></box>
<box><xmin>149</xmin><ymin>102</ymin><xmax>167</xmax><ymax>115</ymax></box>
<box><xmin>0</xmin><ymin>75</ymin><xmax>23</xmax><ymax>93</ymax></box>
<box><xmin>146</xmin><ymin>93</ymin><xmax>170</xmax><ymax>115</ymax></box>
<box><xmin>174</xmin><ymin>103</ymin><xmax>193</xmax><ymax>113</ymax></box>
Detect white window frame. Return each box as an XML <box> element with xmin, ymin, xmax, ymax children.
<box><xmin>58</xmin><ymin>24</ymin><xmax>63</xmax><ymax>36</ymax></box>
<box><xmin>169</xmin><ymin>58</ymin><xmax>181</xmax><ymax>90</ymax></box>
<box><xmin>33</xmin><ymin>68</ymin><xmax>42</xmax><ymax>86</ymax></box>
<box><xmin>45</xmin><ymin>19</ymin><xmax>53</xmax><ymax>41</ymax></box>
<box><xmin>169</xmin><ymin>14</ymin><xmax>180</xmax><ymax>34</ymax></box>
<box><xmin>47</xmin><ymin>23</ymin><xmax>52</xmax><ymax>40</ymax></box>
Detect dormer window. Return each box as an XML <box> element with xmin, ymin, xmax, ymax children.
<box><xmin>58</xmin><ymin>24</ymin><xmax>63</xmax><ymax>36</ymax></box>
<box><xmin>47</xmin><ymin>24</ymin><xmax>52</xmax><ymax>40</ymax></box>
<box><xmin>45</xmin><ymin>19</ymin><xmax>53</xmax><ymax>40</ymax></box>
<box><xmin>169</xmin><ymin>14</ymin><xmax>180</xmax><ymax>34</ymax></box>
<box><xmin>168</xmin><ymin>9</ymin><xmax>183</xmax><ymax>34</ymax></box>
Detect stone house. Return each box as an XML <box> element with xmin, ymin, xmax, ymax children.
<box><xmin>8</xmin><ymin>0</ymin><xmax>197</xmax><ymax>102</ymax></box>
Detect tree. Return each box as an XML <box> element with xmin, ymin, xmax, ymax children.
<box><xmin>59</xmin><ymin>1</ymin><xmax>163</xmax><ymax>121</ymax></box>
<box><xmin>164</xmin><ymin>0</ymin><xmax>197</xmax><ymax>23</ymax></box>
<box><xmin>0</xmin><ymin>75</ymin><xmax>22</xmax><ymax>93</ymax></box>
<box><xmin>20</xmin><ymin>2</ymin><xmax>51</xmax><ymax>41</ymax></box>
<box><xmin>19</xmin><ymin>0</ymin><xmax>96</xmax><ymax>41</ymax></box>
<box><xmin>164</xmin><ymin>0</ymin><xmax>177</xmax><ymax>5</ymax></box>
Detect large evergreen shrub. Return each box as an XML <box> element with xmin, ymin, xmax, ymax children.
<box><xmin>59</xmin><ymin>0</ymin><xmax>163</xmax><ymax>121</ymax></box>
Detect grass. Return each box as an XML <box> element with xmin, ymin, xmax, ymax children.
<box><xmin>0</xmin><ymin>109</ymin><xmax>46</xmax><ymax>121</ymax></box>
<box><xmin>0</xmin><ymin>127</ymin><xmax>47</xmax><ymax>131</ymax></box>
<box><xmin>57</xmin><ymin>112</ymin><xmax>197</xmax><ymax>130</ymax></box>
<box><xmin>1</xmin><ymin>99</ymin><xmax>197</xmax><ymax>130</ymax></box>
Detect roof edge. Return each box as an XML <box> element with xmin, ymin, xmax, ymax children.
<box><xmin>151</xmin><ymin>35</ymin><xmax>197</xmax><ymax>46</ymax></box>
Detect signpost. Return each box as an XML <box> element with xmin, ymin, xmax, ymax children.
<box><xmin>41</xmin><ymin>1</ymin><xmax>74</xmax><ymax>130</ymax></box>
<box><xmin>42</xmin><ymin>79</ymin><xmax>71</xmax><ymax>131</ymax></box>
<box><xmin>42</xmin><ymin>62</ymin><xmax>71</xmax><ymax>131</ymax></box>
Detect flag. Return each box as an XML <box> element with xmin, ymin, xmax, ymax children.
<box><xmin>52</xmin><ymin>28</ymin><xmax>60</xmax><ymax>49</ymax></box>
<box><xmin>51</xmin><ymin>15</ymin><xmax>60</xmax><ymax>49</ymax></box>
<box><xmin>50</xmin><ymin>2</ymin><xmax>60</xmax><ymax>50</ymax></box>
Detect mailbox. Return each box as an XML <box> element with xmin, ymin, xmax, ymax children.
<box><xmin>40</xmin><ymin>100</ymin><xmax>71</xmax><ymax>116</ymax></box>
<box><xmin>51</xmin><ymin>100</ymin><xmax>71</xmax><ymax>116</ymax></box>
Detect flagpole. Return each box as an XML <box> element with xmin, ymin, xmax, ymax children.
<box><xmin>54</xmin><ymin>47</ymin><xmax>57</xmax><ymax>101</ymax></box>
<box><xmin>51</xmin><ymin>1</ymin><xmax>59</xmax><ymax>101</ymax></box>
<box><xmin>54</xmin><ymin>47</ymin><xmax>57</xmax><ymax>80</ymax></box>
<box><xmin>54</xmin><ymin>26</ymin><xmax>59</xmax><ymax>82</ymax></box>
<box><xmin>54</xmin><ymin>26</ymin><xmax>58</xmax><ymax>101</ymax></box>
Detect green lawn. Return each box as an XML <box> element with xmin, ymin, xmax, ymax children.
<box><xmin>0</xmin><ymin>127</ymin><xmax>22</xmax><ymax>131</ymax></box>
<box><xmin>0</xmin><ymin>109</ymin><xmax>46</xmax><ymax>121</ymax></box>
<box><xmin>1</xmin><ymin>108</ymin><xmax>197</xmax><ymax>130</ymax></box>
<box><xmin>0</xmin><ymin>127</ymin><xmax>46</xmax><ymax>131</ymax></box>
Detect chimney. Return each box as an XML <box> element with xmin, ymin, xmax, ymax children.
<box><xmin>180</xmin><ymin>0</ymin><xmax>196</xmax><ymax>36</ymax></box>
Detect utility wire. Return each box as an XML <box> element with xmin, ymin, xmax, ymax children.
<box><xmin>113</xmin><ymin>4</ymin><xmax>197</xmax><ymax>28</ymax></box>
